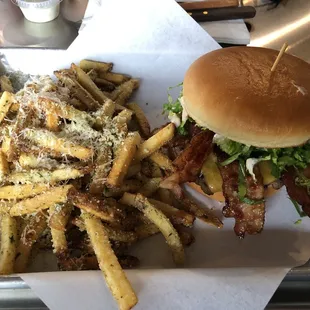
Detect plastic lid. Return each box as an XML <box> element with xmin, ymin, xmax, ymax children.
<box><xmin>11</xmin><ymin>0</ymin><xmax>62</xmax><ymax>9</ymax></box>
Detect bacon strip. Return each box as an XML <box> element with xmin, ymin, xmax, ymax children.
<box><xmin>218</xmin><ymin>160</ymin><xmax>265</xmax><ymax>238</ymax></box>
<box><xmin>160</xmin><ymin>130</ymin><xmax>214</xmax><ymax>189</ymax></box>
<box><xmin>282</xmin><ymin>168</ymin><xmax>310</xmax><ymax>217</ymax></box>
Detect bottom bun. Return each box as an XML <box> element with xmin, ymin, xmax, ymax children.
<box><xmin>188</xmin><ymin>182</ymin><xmax>279</xmax><ymax>202</ymax></box>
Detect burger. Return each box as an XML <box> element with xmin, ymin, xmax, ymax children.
<box><xmin>161</xmin><ymin>46</ymin><xmax>310</xmax><ymax>237</ymax></box>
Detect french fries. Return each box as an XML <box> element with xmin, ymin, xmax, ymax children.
<box><xmin>135</xmin><ymin>123</ymin><xmax>175</xmax><ymax>161</ymax></box>
<box><xmin>0</xmin><ymin>58</ymin><xmax>223</xmax><ymax>310</ymax></box>
<box><xmin>0</xmin><ymin>215</ymin><xmax>17</xmax><ymax>274</ymax></box>
<box><xmin>79</xmin><ymin>59</ymin><xmax>113</xmax><ymax>73</ymax></box>
<box><xmin>107</xmin><ymin>132</ymin><xmax>141</xmax><ymax>187</ymax></box>
<box><xmin>23</xmin><ymin>128</ymin><xmax>93</xmax><ymax>161</ymax></box>
<box><xmin>15</xmin><ymin>211</ymin><xmax>47</xmax><ymax>273</ymax></box>
<box><xmin>10</xmin><ymin>185</ymin><xmax>73</xmax><ymax>216</ymax></box>
<box><xmin>0</xmin><ymin>184</ymin><xmax>50</xmax><ymax>200</ymax></box>
<box><xmin>120</xmin><ymin>193</ymin><xmax>185</xmax><ymax>265</ymax></box>
<box><xmin>6</xmin><ymin>166</ymin><xmax>90</xmax><ymax>185</ymax></box>
<box><xmin>127</xmin><ymin>102</ymin><xmax>150</xmax><ymax>138</ymax></box>
<box><xmin>82</xmin><ymin>211</ymin><xmax>138</xmax><ymax>310</ymax></box>
<box><xmin>0</xmin><ymin>91</ymin><xmax>14</xmax><ymax>124</ymax></box>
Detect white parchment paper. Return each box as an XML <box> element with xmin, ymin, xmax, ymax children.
<box><xmin>2</xmin><ymin>0</ymin><xmax>307</xmax><ymax>309</ymax></box>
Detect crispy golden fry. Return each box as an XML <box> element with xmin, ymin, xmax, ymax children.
<box><xmin>149</xmin><ymin>151</ymin><xmax>175</xmax><ymax>173</ymax></box>
<box><xmin>139</xmin><ymin>177</ymin><xmax>162</xmax><ymax>197</ymax></box>
<box><xmin>150</xmin><ymin>163</ymin><xmax>162</xmax><ymax>178</ymax></box>
<box><xmin>148</xmin><ymin>198</ymin><xmax>195</xmax><ymax>227</ymax></box>
<box><xmin>0</xmin><ymin>215</ymin><xmax>17</xmax><ymax>274</ymax></box>
<box><xmin>49</xmin><ymin>204</ymin><xmax>72</xmax><ymax>255</ymax></box>
<box><xmin>82</xmin><ymin>211</ymin><xmax>138</xmax><ymax>310</ymax></box>
<box><xmin>71</xmin><ymin>63</ymin><xmax>110</xmax><ymax>104</ymax></box>
<box><xmin>0</xmin><ymin>184</ymin><xmax>51</xmax><ymax>200</ymax></box>
<box><xmin>127</xmin><ymin>102</ymin><xmax>150</xmax><ymax>138</ymax></box>
<box><xmin>113</xmin><ymin>109</ymin><xmax>133</xmax><ymax>128</ymax></box>
<box><xmin>89</xmin><ymin>147</ymin><xmax>112</xmax><ymax>194</ymax></box>
<box><xmin>23</xmin><ymin>128</ymin><xmax>93</xmax><ymax>161</ymax></box>
<box><xmin>0</xmin><ymin>92</ymin><xmax>13</xmax><ymax>124</ymax></box>
<box><xmin>111</xmin><ymin>79</ymin><xmax>140</xmax><ymax>106</ymax></box>
<box><xmin>54</xmin><ymin>70</ymin><xmax>100</xmax><ymax>111</ymax></box>
<box><xmin>103</xmin><ymin>179</ymin><xmax>142</xmax><ymax>198</ymax></box>
<box><xmin>126</xmin><ymin>162</ymin><xmax>141</xmax><ymax>179</ymax></box>
<box><xmin>107</xmin><ymin>132</ymin><xmax>141</xmax><ymax>187</ymax></box>
<box><xmin>93</xmin><ymin>99</ymin><xmax>115</xmax><ymax>129</ymax></box>
<box><xmin>0</xmin><ymin>150</ymin><xmax>9</xmax><ymax>181</ymax></box>
<box><xmin>49</xmin><ymin>203</ymin><xmax>73</xmax><ymax>231</ymax></box>
<box><xmin>10</xmin><ymin>185</ymin><xmax>73</xmax><ymax>216</ymax></box>
<box><xmin>174</xmin><ymin>194</ymin><xmax>223</xmax><ymax>228</ymax></box>
<box><xmin>86</xmin><ymin>69</ymin><xmax>98</xmax><ymax>80</ymax></box>
<box><xmin>0</xmin><ymin>76</ymin><xmax>13</xmax><ymax>93</ymax></box>
<box><xmin>79</xmin><ymin>59</ymin><xmax>113</xmax><ymax>73</ymax></box>
<box><xmin>10</xmin><ymin>102</ymin><xmax>19</xmax><ymax>112</ymax></box>
<box><xmin>120</xmin><ymin>193</ymin><xmax>184</xmax><ymax>265</ymax></box>
<box><xmin>7</xmin><ymin>166</ymin><xmax>90</xmax><ymax>185</ymax></box>
<box><xmin>99</xmin><ymin>71</ymin><xmax>130</xmax><ymax>85</ymax></box>
<box><xmin>94</xmin><ymin>78</ymin><xmax>115</xmax><ymax>91</ymax></box>
<box><xmin>15</xmin><ymin>211</ymin><xmax>47</xmax><ymax>273</ymax></box>
<box><xmin>39</xmin><ymin>98</ymin><xmax>95</xmax><ymax>125</ymax></box>
<box><xmin>72</xmin><ymin>217</ymin><xmax>138</xmax><ymax>243</ymax></box>
<box><xmin>46</xmin><ymin>109</ymin><xmax>60</xmax><ymax>132</ymax></box>
<box><xmin>135</xmin><ymin>123</ymin><xmax>175</xmax><ymax>161</ymax></box>
<box><xmin>18</xmin><ymin>153</ymin><xmax>59</xmax><ymax>170</ymax></box>
<box><xmin>68</xmin><ymin>189</ymin><xmax>124</xmax><ymax>223</ymax></box>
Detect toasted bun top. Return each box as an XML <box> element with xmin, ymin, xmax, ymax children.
<box><xmin>183</xmin><ymin>47</ymin><xmax>310</xmax><ymax>148</ymax></box>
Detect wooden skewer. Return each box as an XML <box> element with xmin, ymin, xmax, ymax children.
<box><xmin>271</xmin><ymin>42</ymin><xmax>288</xmax><ymax>72</ymax></box>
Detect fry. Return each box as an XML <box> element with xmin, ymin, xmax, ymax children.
<box><xmin>113</xmin><ymin>109</ymin><xmax>133</xmax><ymax>131</ymax></box>
<box><xmin>18</xmin><ymin>153</ymin><xmax>59</xmax><ymax>170</ymax></box>
<box><xmin>23</xmin><ymin>128</ymin><xmax>93</xmax><ymax>160</ymax></box>
<box><xmin>0</xmin><ymin>184</ymin><xmax>50</xmax><ymax>200</ymax></box>
<box><xmin>175</xmin><ymin>194</ymin><xmax>223</xmax><ymax>229</ymax></box>
<box><xmin>149</xmin><ymin>198</ymin><xmax>195</xmax><ymax>227</ymax></box>
<box><xmin>49</xmin><ymin>204</ymin><xmax>72</xmax><ymax>255</ymax></box>
<box><xmin>103</xmin><ymin>179</ymin><xmax>142</xmax><ymax>198</ymax></box>
<box><xmin>79</xmin><ymin>59</ymin><xmax>113</xmax><ymax>73</ymax></box>
<box><xmin>54</xmin><ymin>70</ymin><xmax>100</xmax><ymax>111</ymax></box>
<box><xmin>0</xmin><ymin>92</ymin><xmax>13</xmax><ymax>124</ymax></box>
<box><xmin>0</xmin><ymin>76</ymin><xmax>14</xmax><ymax>93</ymax></box>
<box><xmin>71</xmin><ymin>63</ymin><xmax>110</xmax><ymax>104</ymax></box>
<box><xmin>135</xmin><ymin>123</ymin><xmax>175</xmax><ymax>161</ymax></box>
<box><xmin>68</xmin><ymin>189</ymin><xmax>124</xmax><ymax>223</ymax></box>
<box><xmin>89</xmin><ymin>147</ymin><xmax>112</xmax><ymax>194</ymax></box>
<box><xmin>0</xmin><ymin>215</ymin><xmax>17</xmax><ymax>274</ymax></box>
<box><xmin>120</xmin><ymin>193</ymin><xmax>184</xmax><ymax>265</ymax></box>
<box><xmin>82</xmin><ymin>211</ymin><xmax>138</xmax><ymax>310</ymax></box>
<box><xmin>46</xmin><ymin>109</ymin><xmax>60</xmax><ymax>131</ymax></box>
<box><xmin>128</xmin><ymin>102</ymin><xmax>150</xmax><ymax>138</ymax></box>
<box><xmin>93</xmin><ymin>99</ymin><xmax>115</xmax><ymax>128</ymax></box>
<box><xmin>0</xmin><ymin>150</ymin><xmax>9</xmax><ymax>181</ymax></box>
<box><xmin>39</xmin><ymin>98</ymin><xmax>95</xmax><ymax>125</ymax></box>
<box><xmin>139</xmin><ymin>177</ymin><xmax>162</xmax><ymax>197</ymax></box>
<box><xmin>72</xmin><ymin>217</ymin><xmax>137</xmax><ymax>243</ymax></box>
<box><xmin>149</xmin><ymin>151</ymin><xmax>175</xmax><ymax>173</ymax></box>
<box><xmin>94</xmin><ymin>78</ymin><xmax>115</xmax><ymax>91</ymax></box>
<box><xmin>135</xmin><ymin>222</ymin><xmax>159</xmax><ymax>239</ymax></box>
<box><xmin>7</xmin><ymin>166</ymin><xmax>90</xmax><ymax>185</ymax></box>
<box><xmin>10</xmin><ymin>185</ymin><xmax>73</xmax><ymax>216</ymax></box>
<box><xmin>15</xmin><ymin>211</ymin><xmax>47</xmax><ymax>273</ymax></box>
<box><xmin>111</xmin><ymin>79</ymin><xmax>140</xmax><ymax>106</ymax></box>
<box><xmin>99</xmin><ymin>71</ymin><xmax>130</xmax><ymax>85</ymax></box>
<box><xmin>107</xmin><ymin>132</ymin><xmax>141</xmax><ymax>187</ymax></box>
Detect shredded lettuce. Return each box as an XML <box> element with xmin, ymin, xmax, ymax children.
<box><xmin>214</xmin><ymin>135</ymin><xmax>310</xmax><ymax>178</ymax></box>
<box><xmin>163</xmin><ymin>83</ymin><xmax>191</xmax><ymax>135</ymax></box>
